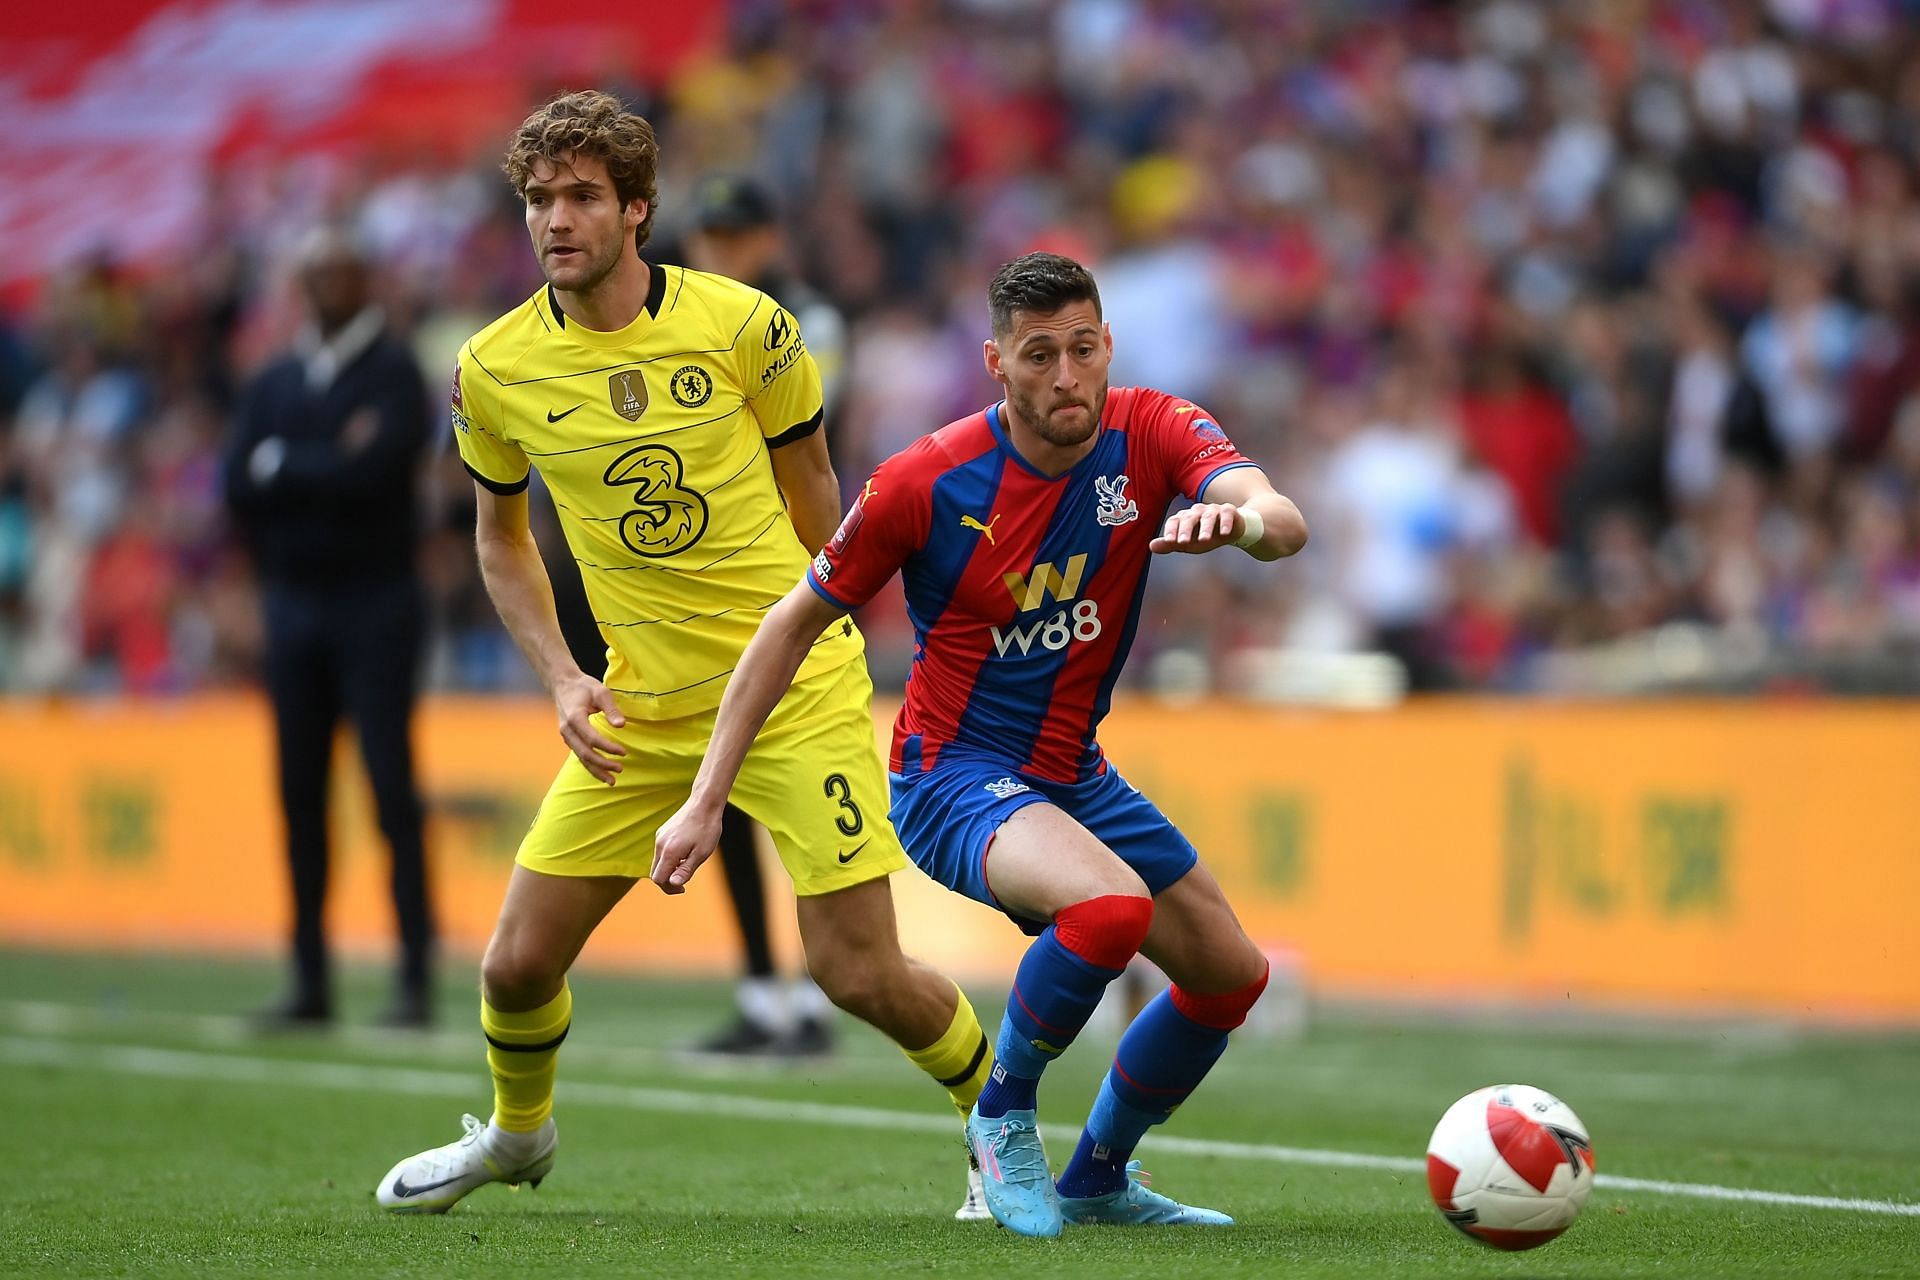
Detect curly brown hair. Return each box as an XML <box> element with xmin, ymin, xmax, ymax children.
<box><xmin>503</xmin><ymin>90</ymin><xmax>660</xmax><ymax>250</ymax></box>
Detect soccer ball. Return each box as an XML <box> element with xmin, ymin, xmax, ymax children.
<box><xmin>1425</xmin><ymin>1084</ymin><xmax>1595</xmax><ymax>1251</ymax></box>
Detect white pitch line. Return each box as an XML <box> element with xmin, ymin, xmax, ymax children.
<box><xmin>0</xmin><ymin>1000</ymin><xmax>915</xmax><ymax>1084</ymax></box>
<box><xmin>0</xmin><ymin>1001</ymin><xmax>1823</xmax><ymax>1101</ymax></box>
<box><xmin>4</xmin><ymin>1036</ymin><xmax>1915</xmax><ymax>1218</ymax></box>
<box><xmin>1583</xmin><ymin>1173</ymin><xmax>1920</xmax><ymax>1215</ymax></box>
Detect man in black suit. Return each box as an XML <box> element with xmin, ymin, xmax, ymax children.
<box><xmin>224</xmin><ymin>227</ymin><xmax>434</xmax><ymax>1028</ymax></box>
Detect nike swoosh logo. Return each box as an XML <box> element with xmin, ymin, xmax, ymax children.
<box><xmin>546</xmin><ymin>404</ymin><xmax>583</xmax><ymax>422</ymax></box>
<box><xmin>389</xmin><ymin>1171</ymin><xmax>468</xmax><ymax>1198</ymax></box>
<box><xmin>837</xmin><ymin>840</ymin><xmax>871</xmax><ymax>864</ymax></box>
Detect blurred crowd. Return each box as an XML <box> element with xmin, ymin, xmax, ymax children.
<box><xmin>5</xmin><ymin>0</ymin><xmax>1920</xmax><ymax>697</ymax></box>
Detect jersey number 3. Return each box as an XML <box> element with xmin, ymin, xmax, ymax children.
<box><xmin>823</xmin><ymin>773</ymin><xmax>864</xmax><ymax>837</ymax></box>
<box><xmin>603</xmin><ymin>445</ymin><xmax>709</xmax><ymax>558</ymax></box>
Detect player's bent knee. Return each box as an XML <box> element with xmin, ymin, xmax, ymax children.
<box><xmin>1078</xmin><ymin>861</ymin><xmax>1150</xmax><ymax>902</ymax></box>
<box><xmin>808</xmin><ymin>956</ymin><xmax>886</xmax><ymax>1020</ymax></box>
<box><xmin>1170</xmin><ymin>962</ymin><xmax>1270</xmax><ymax>1031</ymax></box>
<box><xmin>1054</xmin><ymin>893</ymin><xmax>1154</xmax><ymax>970</ymax></box>
<box><xmin>480</xmin><ymin>938</ymin><xmax>565</xmax><ymax>1010</ymax></box>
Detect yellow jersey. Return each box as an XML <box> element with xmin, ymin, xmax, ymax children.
<box><xmin>451</xmin><ymin>264</ymin><xmax>862</xmax><ymax>719</ymax></box>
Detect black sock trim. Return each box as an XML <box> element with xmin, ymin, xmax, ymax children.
<box><xmin>485</xmin><ymin>1024</ymin><xmax>570</xmax><ymax>1054</ymax></box>
<box><xmin>938</xmin><ymin>1033</ymin><xmax>990</xmax><ymax>1088</ymax></box>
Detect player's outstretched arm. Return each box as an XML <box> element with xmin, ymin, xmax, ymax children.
<box><xmin>1150</xmin><ymin>468</ymin><xmax>1308</xmax><ymax>561</ymax></box>
<box><xmin>474</xmin><ymin>483</ymin><xmax>628</xmax><ymax>784</ymax></box>
<box><xmin>651</xmin><ymin>581</ymin><xmax>849</xmax><ymax>894</ymax></box>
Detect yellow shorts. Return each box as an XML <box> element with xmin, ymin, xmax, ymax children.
<box><xmin>515</xmin><ymin>658</ymin><xmax>909</xmax><ymax>895</ymax></box>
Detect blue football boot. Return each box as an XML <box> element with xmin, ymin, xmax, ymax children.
<box><xmin>1057</xmin><ymin>1160</ymin><xmax>1234</xmax><ymax>1226</ymax></box>
<box><xmin>965</xmin><ymin>1106</ymin><xmax>1062</xmax><ymax>1237</ymax></box>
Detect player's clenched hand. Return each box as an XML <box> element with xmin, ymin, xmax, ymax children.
<box><xmin>1150</xmin><ymin>502</ymin><xmax>1244</xmax><ymax>554</ymax></box>
<box><xmin>553</xmin><ymin>672</ymin><xmax>627</xmax><ymax>785</ymax></box>
<box><xmin>651</xmin><ymin>799</ymin><xmax>723</xmax><ymax>895</ymax></box>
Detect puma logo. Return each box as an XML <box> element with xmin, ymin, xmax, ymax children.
<box><xmin>960</xmin><ymin>513</ymin><xmax>1001</xmax><ymax>544</ymax></box>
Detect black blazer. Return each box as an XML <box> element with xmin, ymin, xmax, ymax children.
<box><xmin>224</xmin><ymin>330</ymin><xmax>429</xmax><ymax>588</ymax></box>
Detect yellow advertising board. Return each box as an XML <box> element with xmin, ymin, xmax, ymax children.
<box><xmin>1</xmin><ymin>696</ymin><xmax>1914</xmax><ymax>1021</ymax></box>
<box><xmin>1096</xmin><ymin>701</ymin><xmax>1920</xmax><ymax>1021</ymax></box>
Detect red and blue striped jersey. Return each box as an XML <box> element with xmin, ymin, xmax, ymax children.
<box><xmin>807</xmin><ymin>386</ymin><xmax>1259</xmax><ymax>783</ymax></box>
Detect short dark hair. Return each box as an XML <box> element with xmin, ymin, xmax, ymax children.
<box><xmin>988</xmin><ymin>252</ymin><xmax>1102</xmax><ymax>338</ymax></box>
<box><xmin>505</xmin><ymin>90</ymin><xmax>661</xmax><ymax>250</ymax></box>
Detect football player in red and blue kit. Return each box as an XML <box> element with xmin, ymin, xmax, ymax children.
<box><xmin>653</xmin><ymin>252</ymin><xmax>1307</xmax><ymax>1236</ymax></box>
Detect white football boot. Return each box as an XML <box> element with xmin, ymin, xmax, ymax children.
<box><xmin>956</xmin><ymin>1147</ymin><xmax>991</xmax><ymax>1221</ymax></box>
<box><xmin>376</xmin><ymin>1113</ymin><xmax>556</xmax><ymax>1214</ymax></box>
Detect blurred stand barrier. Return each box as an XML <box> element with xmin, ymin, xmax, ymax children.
<box><xmin>1160</xmin><ymin>633</ymin><xmax>1920</xmax><ymax>703</ymax></box>
<box><xmin>1222</xmin><ymin>650</ymin><xmax>1409</xmax><ymax>709</ymax></box>
<box><xmin>1531</xmin><ymin>624</ymin><xmax>1920</xmax><ymax>697</ymax></box>
<box><xmin>2</xmin><ymin>694</ymin><xmax>1917</xmax><ymax>1023</ymax></box>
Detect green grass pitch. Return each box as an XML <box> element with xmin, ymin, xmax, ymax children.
<box><xmin>2</xmin><ymin>948</ymin><xmax>1915</xmax><ymax>1277</ymax></box>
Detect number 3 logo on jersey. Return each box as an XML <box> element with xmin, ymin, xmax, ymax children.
<box><xmin>603</xmin><ymin>445</ymin><xmax>709</xmax><ymax>558</ymax></box>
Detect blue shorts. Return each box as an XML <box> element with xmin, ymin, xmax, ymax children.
<box><xmin>889</xmin><ymin>751</ymin><xmax>1198</xmax><ymax>932</ymax></box>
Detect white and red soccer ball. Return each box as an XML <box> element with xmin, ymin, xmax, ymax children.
<box><xmin>1426</xmin><ymin>1084</ymin><xmax>1596</xmax><ymax>1251</ymax></box>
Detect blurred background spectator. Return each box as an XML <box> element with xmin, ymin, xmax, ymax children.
<box><xmin>223</xmin><ymin>227</ymin><xmax>435</xmax><ymax>1029</ymax></box>
<box><xmin>6</xmin><ymin>0</ymin><xmax>1920</xmax><ymax>700</ymax></box>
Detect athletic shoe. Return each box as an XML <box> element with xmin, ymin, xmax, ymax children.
<box><xmin>375</xmin><ymin>1114</ymin><xmax>555</xmax><ymax>1214</ymax></box>
<box><xmin>689</xmin><ymin>1015</ymin><xmax>782</xmax><ymax>1056</ymax></box>
<box><xmin>374</xmin><ymin>987</ymin><xmax>433</xmax><ymax>1031</ymax></box>
<box><xmin>955</xmin><ymin>1145</ymin><xmax>991</xmax><ymax>1222</ymax></box>
<box><xmin>249</xmin><ymin>993</ymin><xmax>331</xmax><ymax>1032</ymax></box>
<box><xmin>1057</xmin><ymin>1160</ymin><xmax>1233</xmax><ymax>1226</ymax></box>
<box><xmin>965</xmin><ymin>1106</ymin><xmax>1061</xmax><ymax>1237</ymax></box>
<box><xmin>773</xmin><ymin>1015</ymin><xmax>836</xmax><ymax>1058</ymax></box>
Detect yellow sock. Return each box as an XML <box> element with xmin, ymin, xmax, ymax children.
<box><xmin>481</xmin><ymin>984</ymin><xmax>572</xmax><ymax>1132</ymax></box>
<box><xmin>900</xmin><ymin>983</ymin><xmax>995</xmax><ymax>1120</ymax></box>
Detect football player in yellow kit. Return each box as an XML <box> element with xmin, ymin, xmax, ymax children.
<box><xmin>375</xmin><ymin>90</ymin><xmax>991</xmax><ymax>1216</ymax></box>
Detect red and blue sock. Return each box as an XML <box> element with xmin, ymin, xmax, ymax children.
<box><xmin>1055</xmin><ymin>966</ymin><xmax>1269</xmax><ymax>1198</ymax></box>
<box><xmin>973</xmin><ymin>895</ymin><xmax>1153</xmax><ymax>1120</ymax></box>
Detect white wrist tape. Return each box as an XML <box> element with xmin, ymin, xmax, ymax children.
<box><xmin>1231</xmin><ymin>505</ymin><xmax>1265</xmax><ymax>549</ymax></box>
